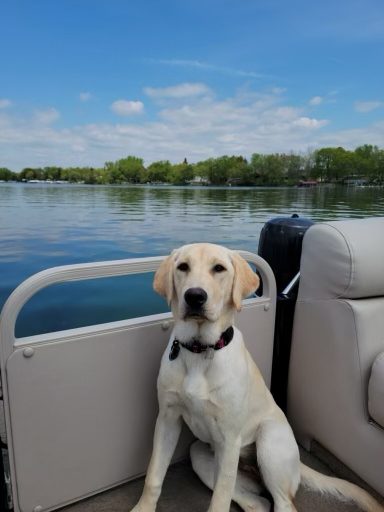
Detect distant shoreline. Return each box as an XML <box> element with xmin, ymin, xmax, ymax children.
<box><xmin>2</xmin><ymin>145</ymin><xmax>384</xmax><ymax>187</ymax></box>
<box><xmin>2</xmin><ymin>181</ymin><xmax>382</xmax><ymax>190</ymax></box>
<box><xmin>1</xmin><ymin>181</ymin><xmax>295</xmax><ymax>189</ymax></box>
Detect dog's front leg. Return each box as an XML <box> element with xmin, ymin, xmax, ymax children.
<box><xmin>130</xmin><ymin>408</ymin><xmax>182</xmax><ymax>512</ymax></box>
<box><xmin>208</xmin><ymin>437</ymin><xmax>242</xmax><ymax>512</ymax></box>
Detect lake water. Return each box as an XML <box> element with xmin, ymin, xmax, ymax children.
<box><xmin>1</xmin><ymin>183</ymin><xmax>384</xmax><ymax>338</ymax></box>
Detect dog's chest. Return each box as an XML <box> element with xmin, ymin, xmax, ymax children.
<box><xmin>169</xmin><ymin>369</ymin><xmax>228</xmax><ymax>444</ymax></box>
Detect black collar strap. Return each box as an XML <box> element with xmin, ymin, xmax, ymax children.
<box><xmin>169</xmin><ymin>326</ymin><xmax>234</xmax><ymax>361</ymax></box>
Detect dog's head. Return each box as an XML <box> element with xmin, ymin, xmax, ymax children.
<box><xmin>153</xmin><ymin>243</ymin><xmax>259</xmax><ymax>323</ymax></box>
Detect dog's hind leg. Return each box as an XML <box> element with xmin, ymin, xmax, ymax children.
<box><xmin>256</xmin><ymin>420</ymin><xmax>300</xmax><ymax>512</ymax></box>
<box><xmin>190</xmin><ymin>441</ymin><xmax>271</xmax><ymax>512</ymax></box>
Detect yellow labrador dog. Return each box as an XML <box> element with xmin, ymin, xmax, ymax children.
<box><xmin>131</xmin><ymin>243</ymin><xmax>383</xmax><ymax>512</ymax></box>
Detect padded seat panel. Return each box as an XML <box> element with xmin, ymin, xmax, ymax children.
<box><xmin>369</xmin><ymin>352</ymin><xmax>384</xmax><ymax>428</ymax></box>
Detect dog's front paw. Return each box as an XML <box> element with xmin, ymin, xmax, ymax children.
<box><xmin>129</xmin><ymin>503</ymin><xmax>155</xmax><ymax>512</ymax></box>
<box><xmin>245</xmin><ymin>497</ymin><xmax>271</xmax><ymax>512</ymax></box>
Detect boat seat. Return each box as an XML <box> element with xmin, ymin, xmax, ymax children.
<box><xmin>369</xmin><ymin>351</ymin><xmax>384</xmax><ymax>428</ymax></box>
<box><xmin>287</xmin><ymin>217</ymin><xmax>384</xmax><ymax>497</ymax></box>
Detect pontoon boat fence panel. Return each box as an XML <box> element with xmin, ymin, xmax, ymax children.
<box><xmin>0</xmin><ymin>252</ymin><xmax>276</xmax><ymax>512</ymax></box>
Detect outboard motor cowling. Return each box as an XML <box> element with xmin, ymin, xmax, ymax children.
<box><xmin>258</xmin><ymin>215</ymin><xmax>314</xmax><ymax>293</ymax></box>
<box><xmin>258</xmin><ymin>215</ymin><xmax>314</xmax><ymax>412</ymax></box>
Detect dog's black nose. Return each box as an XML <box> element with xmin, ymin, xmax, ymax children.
<box><xmin>184</xmin><ymin>287</ymin><xmax>208</xmax><ymax>309</ymax></box>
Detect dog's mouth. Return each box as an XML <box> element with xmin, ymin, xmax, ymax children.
<box><xmin>183</xmin><ymin>308</ymin><xmax>208</xmax><ymax>321</ymax></box>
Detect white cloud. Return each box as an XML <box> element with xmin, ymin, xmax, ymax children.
<box><xmin>316</xmin><ymin>121</ymin><xmax>384</xmax><ymax>148</ymax></box>
<box><xmin>354</xmin><ymin>101</ymin><xmax>383</xmax><ymax>113</ymax></box>
<box><xmin>309</xmin><ymin>96</ymin><xmax>323</xmax><ymax>106</ymax></box>
<box><xmin>0</xmin><ymin>99</ymin><xmax>12</xmax><ymax>109</ymax></box>
<box><xmin>0</xmin><ymin>86</ymin><xmax>335</xmax><ymax>171</ymax></box>
<box><xmin>292</xmin><ymin>117</ymin><xmax>329</xmax><ymax>128</ymax></box>
<box><xmin>34</xmin><ymin>108</ymin><xmax>60</xmax><ymax>125</ymax></box>
<box><xmin>111</xmin><ymin>100</ymin><xmax>144</xmax><ymax>116</ymax></box>
<box><xmin>154</xmin><ymin>59</ymin><xmax>265</xmax><ymax>79</ymax></box>
<box><xmin>79</xmin><ymin>92</ymin><xmax>92</xmax><ymax>102</ymax></box>
<box><xmin>144</xmin><ymin>83</ymin><xmax>211</xmax><ymax>99</ymax></box>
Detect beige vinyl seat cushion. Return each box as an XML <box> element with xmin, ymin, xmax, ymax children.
<box><xmin>288</xmin><ymin>217</ymin><xmax>384</xmax><ymax>497</ymax></box>
<box><xmin>368</xmin><ymin>351</ymin><xmax>384</xmax><ymax>428</ymax></box>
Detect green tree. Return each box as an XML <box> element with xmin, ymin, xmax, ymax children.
<box><xmin>249</xmin><ymin>153</ymin><xmax>284</xmax><ymax>185</ymax></box>
<box><xmin>315</xmin><ymin>148</ymin><xmax>358</xmax><ymax>182</ymax></box>
<box><xmin>193</xmin><ymin>160</ymin><xmax>210</xmax><ymax>182</ymax></box>
<box><xmin>147</xmin><ymin>160</ymin><xmax>172</xmax><ymax>183</ymax></box>
<box><xmin>170</xmin><ymin>162</ymin><xmax>195</xmax><ymax>185</ymax></box>
<box><xmin>249</xmin><ymin>153</ymin><xmax>264</xmax><ymax>184</ymax></box>
<box><xmin>102</xmin><ymin>161</ymin><xmax>116</xmax><ymax>183</ymax></box>
<box><xmin>368</xmin><ymin>147</ymin><xmax>384</xmax><ymax>184</ymax></box>
<box><xmin>226</xmin><ymin>156</ymin><xmax>249</xmax><ymax>184</ymax></box>
<box><xmin>332</xmin><ymin>148</ymin><xmax>357</xmax><ymax>180</ymax></box>
<box><xmin>116</xmin><ymin>156</ymin><xmax>145</xmax><ymax>183</ymax></box>
<box><xmin>282</xmin><ymin>152</ymin><xmax>304</xmax><ymax>183</ymax></box>
<box><xmin>204</xmin><ymin>156</ymin><xmax>239</xmax><ymax>185</ymax></box>
<box><xmin>375</xmin><ymin>150</ymin><xmax>384</xmax><ymax>184</ymax></box>
<box><xmin>355</xmin><ymin>144</ymin><xmax>376</xmax><ymax>160</ymax></box>
<box><xmin>354</xmin><ymin>145</ymin><xmax>378</xmax><ymax>181</ymax></box>
<box><xmin>0</xmin><ymin>167</ymin><xmax>15</xmax><ymax>181</ymax></box>
<box><xmin>44</xmin><ymin>166</ymin><xmax>61</xmax><ymax>180</ymax></box>
<box><xmin>314</xmin><ymin>148</ymin><xmax>334</xmax><ymax>181</ymax></box>
<box><xmin>263</xmin><ymin>154</ymin><xmax>284</xmax><ymax>185</ymax></box>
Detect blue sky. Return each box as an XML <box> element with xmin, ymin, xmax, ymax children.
<box><xmin>1</xmin><ymin>0</ymin><xmax>384</xmax><ymax>170</ymax></box>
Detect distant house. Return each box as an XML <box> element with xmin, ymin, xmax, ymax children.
<box><xmin>189</xmin><ymin>176</ymin><xmax>210</xmax><ymax>185</ymax></box>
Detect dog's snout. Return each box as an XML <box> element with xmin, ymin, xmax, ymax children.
<box><xmin>184</xmin><ymin>287</ymin><xmax>208</xmax><ymax>309</ymax></box>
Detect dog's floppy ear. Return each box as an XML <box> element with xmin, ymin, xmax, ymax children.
<box><xmin>231</xmin><ymin>252</ymin><xmax>260</xmax><ymax>312</ymax></box>
<box><xmin>153</xmin><ymin>250</ymin><xmax>178</xmax><ymax>306</ymax></box>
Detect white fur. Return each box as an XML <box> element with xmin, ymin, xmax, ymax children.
<box><xmin>130</xmin><ymin>243</ymin><xmax>384</xmax><ymax>512</ymax></box>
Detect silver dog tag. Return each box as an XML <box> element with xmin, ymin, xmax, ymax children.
<box><xmin>205</xmin><ymin>347</ymin><xmax>215</xmax><ymax>360</ymax></box>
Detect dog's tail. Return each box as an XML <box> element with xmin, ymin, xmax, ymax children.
<box><xmin>300</xmin><ymin>462</ymin><xmax>384</xmax><ymax>512</ymax></box>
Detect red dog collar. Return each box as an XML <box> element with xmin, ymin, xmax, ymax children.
<box><xmin>169</xmin><ymin>326</ymin><xmax>234</xmax><ymax>361</ymax></box>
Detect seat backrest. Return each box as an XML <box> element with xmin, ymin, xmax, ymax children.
<box><xmin>287</xmin><ymin>217</ymin><xmax>384</xmax><ymax>496</ymax></box>
<box><xmin>297</xmin><ymin>217</ymin><xmax>384</xmax><ymax>302</ymax></box>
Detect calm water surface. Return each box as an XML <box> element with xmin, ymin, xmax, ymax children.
<box><xmin>1</xmin><ymin>183</ymin><xmax>384</xmax><ymax>337</ymax></box>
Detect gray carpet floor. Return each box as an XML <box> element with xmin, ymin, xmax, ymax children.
<box><xmin>60</xmin><ymin>446</ymin><xmax>384</xmax><ymax>512</ymax></box>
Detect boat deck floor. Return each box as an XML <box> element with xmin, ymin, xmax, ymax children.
<box><xmin>60</xmin><ymin>445</ymin><xmax>384</xmax><ymax>512</ymax></box>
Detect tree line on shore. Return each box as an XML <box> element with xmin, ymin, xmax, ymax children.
<box><xmin>1</xmin><ymin>144</ymin><xmax>384</xmax><ymax>186</ymax></box>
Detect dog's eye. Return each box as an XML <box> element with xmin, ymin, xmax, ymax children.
<box><xmin>213</xmin><ymin>264</ymin><xmax>226</xmax><ymax>273</ymax></box>
<box><xmin>177</xmin><ymin>262</ymin><xmax>189</xmax><ymax>272</ymax></box>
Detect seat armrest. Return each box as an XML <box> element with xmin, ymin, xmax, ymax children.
<box><xmin>368</xmin><ymin>352</ymin><xmax>384</xmax><ymax>428</ymax></box>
